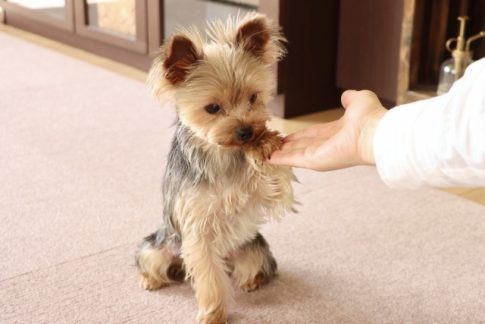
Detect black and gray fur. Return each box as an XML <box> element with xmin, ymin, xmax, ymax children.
<box><xmin>135</xmin><ymin>120</ymin><xmax>277</xmax><ymax>285</ymax></box>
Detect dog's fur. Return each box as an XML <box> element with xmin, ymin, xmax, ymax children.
<box><xmin>135</xmin><ymin>13</ymin><xmax>295</xmax><ymax>323</ymax></box>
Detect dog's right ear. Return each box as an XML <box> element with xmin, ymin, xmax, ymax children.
<box><xmin>148</xmin><ymin>30</ymin><xmax>203</xmax><ymax>100</ymax></box>
<box><xmin>163</xmin><ymin>35</ymin><xmax>202</xmax><ymax>85</ymax></box>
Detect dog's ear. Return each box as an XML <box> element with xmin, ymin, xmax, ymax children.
<box><xmin>236</xmin><ymin>15</ymin><xmax>270</xmax><ymax>58</ymax></box>
<box><xmin>163</xmin><ymin>35</ymin><xmax>202</xmax><ymax>85</ymax></box>
<box><xmin>148</xmin><ymin>30</ymin><xmax>203</xmax><ymax>100</ymax></box>
<box><xmin>235</xmin><ymin>13</ymin><xmax>286</xmax><ymax>64</ymax></box>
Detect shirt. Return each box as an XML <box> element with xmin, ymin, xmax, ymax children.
<box><xmin>374</xmin><ymin>58</ymin><xmax>485</xmax><ymax>188</ymax></box>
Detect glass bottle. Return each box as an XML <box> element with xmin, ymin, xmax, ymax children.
<box><xmin>437</xmin><ymin>16</ymin><xmax>485</xmax><ymax>95</ymax></box>
<box><xmin>437</xmin><ymin>53</ymin><xmax>473</xmax><ymax>95</ymax></box>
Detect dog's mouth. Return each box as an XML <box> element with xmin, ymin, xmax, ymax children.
<box><xmin>214</xmin><ymin>129</ymin><xmax>266</xmax><ymax>148</ymax></box>
<box><xmin>239</xmin><ymin>128</ymin><xmax>269</xmax><ymax>150</ymax></box>
<box><xmin>250</xmin><ymin>129</ymin><xmax>267</xmax><ymax>144</ymax></box>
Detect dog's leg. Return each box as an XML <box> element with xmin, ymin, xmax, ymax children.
<box><xmin>182</xmin><ymin>236</ymin><xmax>232</xmax><ymax>324</ymax></box>
<box><xmin>135</xmin><ymin>229</ymin><xmax>185</xmax><ymax>290</ymax></box>
<box><xmin>230</xmin><ymin>232</ymin><xmax>277</xmax><ymax>292</ymax></box>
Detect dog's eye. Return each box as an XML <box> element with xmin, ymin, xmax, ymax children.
<box><xmin>205</xmin><ymin>103</ymin><xmax>221</xmax><ymax>114</ymax></box>
<box><xmin>249</xmin><ymin>93</ymin><xmax>257</xmax><ymax>105</ymax></box>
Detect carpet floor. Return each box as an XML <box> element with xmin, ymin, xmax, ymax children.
<box><xmin>1</xmin><ymin>31</ymin><xmax>485</xmax><ymax>324</ymax></box>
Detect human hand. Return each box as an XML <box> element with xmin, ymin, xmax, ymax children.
<box><xmin>267</xmin><ymin>90</ymin><xmax>388</xmax><ymax>171</ymax></box>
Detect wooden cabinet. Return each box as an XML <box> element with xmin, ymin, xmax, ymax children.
<box><xmin>337</xmin><ymin>0</ymin><xmax>484</xmax><ymax>107</ymax></box>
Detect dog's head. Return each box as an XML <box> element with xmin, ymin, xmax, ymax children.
<box><xmin>148</xmin><ymin>13</ymin><xmax>285</xmax><ymax>148</ymax></box>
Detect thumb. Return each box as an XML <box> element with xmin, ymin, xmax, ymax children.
<box><xmin>341</xmin><ymin>90</ymin><xmax>357</xmax><ymax>108</ymax></box>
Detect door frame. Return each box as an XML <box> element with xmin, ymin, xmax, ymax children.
<box><xmin>0</xmin><ymin>0</ymin><xmax>162</xmax><ymax>70</ymax></box>
<box><xmin>0</xmin><ymin>0</ymin><xmax>75</xmax><ymax>31</ymax></box>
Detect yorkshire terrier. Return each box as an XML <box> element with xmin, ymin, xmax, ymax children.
<box><xmin>135</xmin><ymin>13</ymin><xmax>296</xmax><ymax>324</ymax></box>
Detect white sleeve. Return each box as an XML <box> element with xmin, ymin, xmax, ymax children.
<box><xmin>373</xmin><ymin>58</ymin><xmax>485</xmax><ymax>188</ymax></box>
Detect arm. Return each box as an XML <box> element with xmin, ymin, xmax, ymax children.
<box><xmin>374</xmin><ymin>58</ymin><xmax>485</xmax><ymax>188</ymax></box>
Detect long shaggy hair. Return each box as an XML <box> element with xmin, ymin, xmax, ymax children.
<box><xmin>136</xmin><ymin>12</ymin><xmax>296</xmax><ymax>324</ymax></box>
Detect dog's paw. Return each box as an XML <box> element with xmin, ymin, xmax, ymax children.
<box><xmin>246</xmin><ymin>130</ymin><xmax>284</xmax><ymax>163</ymax></box>
<box><xmin>138</xmin><ymin>273</ymin><xmax>166</xmax><ymax>291</ymax></box>
<box><xmin>240</xmin><ymin>272</ymin><xmax>268</xmax><ymax>292</ymax></box>
<box><xmin>259</xmin><ymin>130</ymin><xmax>283</xmax><ymax>160</ymax></box>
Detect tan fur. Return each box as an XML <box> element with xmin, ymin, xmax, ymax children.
<box><xmin>231</xmin><ymin>243</ymin><xmax>273</xmax><ymax>292</ymax></box>
<box><xmin>138</xmin><ymin>12</ymin><xmax>294</xmax><ymax>324</ymax></box>
<box><xmin>136</xmin><ymin>244</ymin><xmax>182</xmax><ymax>290</ymax></box>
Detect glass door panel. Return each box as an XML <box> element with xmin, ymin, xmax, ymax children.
<box><xmin>74</xmin><ymin>0</ymin><xmax>147</xmax><ymax>53</ymax></box>
<box><xmin>86</xmin><ymin>0</ymin><xmax>136</xmax><ymax>40</ymax></box>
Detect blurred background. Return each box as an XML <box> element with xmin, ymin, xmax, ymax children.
<box><xmin>0</xmin><ymin>0</ymin><xmax>483</xmax><ymax>117</ymax></box>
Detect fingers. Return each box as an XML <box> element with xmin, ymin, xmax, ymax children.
<box><xmin>278</xmin><ymin>137</ymin><xmax>315</xmax><ymax>152</ymax></box>
<box><xmin>268</xmin><ymin>121</ymin><xmax>341</xmax><ymax>169</ymax></box>
<box><xmin>267</xmin><ymin>137</ymin><xmax>316</xmax><ymax>168</ymax></box>
<box><xmin>268</xmin><ymin>139</ymin><xmax>348</xmax><ymax>171</ymax></box>
<box><xmin>268</xmin><ymin>147</ymin><xmax>308</xmax><ymax>168</ymax></box>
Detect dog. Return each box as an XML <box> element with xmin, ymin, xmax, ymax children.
<box><xmin>135</xmin><ymin>12</ymin><xmax>296</xmax><ymax>324</ymax></box>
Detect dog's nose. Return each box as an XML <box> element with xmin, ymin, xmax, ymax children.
<box><xmin>235</xmin><ymin>126</ymin><xmax>253</xmax><ymax>143</ymax></box>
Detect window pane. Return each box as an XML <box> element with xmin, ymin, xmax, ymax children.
<box><xmin>6</xmin><ymin>0</ymin><xmax>66</xmax><ymax>19</ymax></box>
<box><xmin>86</xmin><ymin>0</ymin><xmax>136</xmax><ymax>39</ymax></box>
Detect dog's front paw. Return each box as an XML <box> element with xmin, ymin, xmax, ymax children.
<box><xmin>246</xmin><ymin>130</ymin><xmax>284</xmax><ymax>163</ymax></box>
<box><xmin>259</xmin><ymin>130</ymin><xmax>284</xmax><ymax>160</ymax></box>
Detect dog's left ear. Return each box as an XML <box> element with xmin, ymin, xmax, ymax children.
<box><xmin>235</xmin><ymin>13</ymin><xmax>286</xmax><ymax>64</ymax></box>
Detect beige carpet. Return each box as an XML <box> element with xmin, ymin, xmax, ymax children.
<box><xmin>1</xmin><ymin>31</ymin><xmax>485</xmax><ymax>324</ymax></box>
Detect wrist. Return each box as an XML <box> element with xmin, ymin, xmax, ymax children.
<box><xmin>359</xmin><ymin>108</ymin><xmax>387</xmax><ymax>165</ymax></box>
